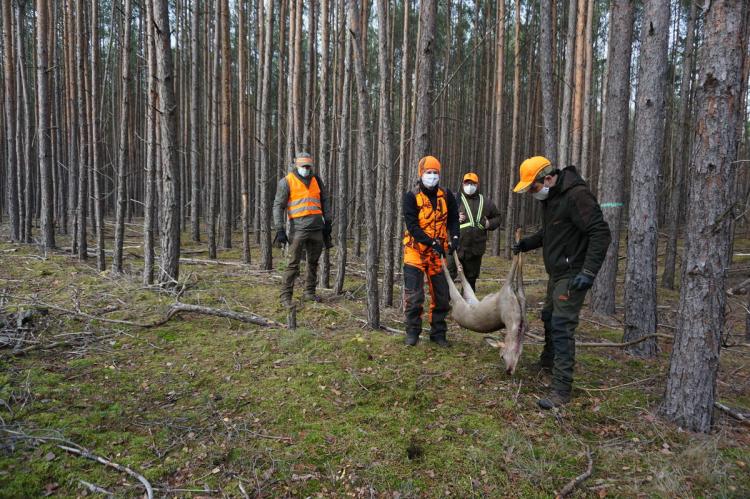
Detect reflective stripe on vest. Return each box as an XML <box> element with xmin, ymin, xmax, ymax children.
<box><xmin>286</xmin><ymin>173</ymin><xmax>322</xmax><ymax>219</ymax></box>
<box><xmin>459</xmin><ymin>193</ymin><xmax>484</xmax><ymax>230</ymax></box>
<box><xmin>402</xmin><ymin>187</ymin><xmax>448</xmax><ymax>252</ymax></box>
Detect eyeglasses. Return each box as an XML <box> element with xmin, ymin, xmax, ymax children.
<box><xmin>528</xmin><ymin>180</ymin><xmax>545</xmax><ymax>193</ymax></box>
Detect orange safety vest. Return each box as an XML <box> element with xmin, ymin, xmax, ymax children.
<box><xmin>402</xmin><ymin>186</ymin><xmax>449</xmax><ymax>253</ymax></box>
<box><xmin>286</xmin><ymin>173</ymin><xmax>322</xmax><ymax>219</ymax></box>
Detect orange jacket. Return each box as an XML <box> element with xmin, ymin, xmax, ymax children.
<box><xmin>403</xmin><ymin>186</ymin><xmax>449</xmax><ymax>253</ymax></box>
<box><xmin>286</xmin><ymin>173</ymin><xmax>322</xmax><ymax>219</ymax></box>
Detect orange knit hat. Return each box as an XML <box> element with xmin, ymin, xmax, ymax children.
<box><xmin>418</xmin><ymin>155</ymin><xmax>441</xmax><ymax>176</ymax></box>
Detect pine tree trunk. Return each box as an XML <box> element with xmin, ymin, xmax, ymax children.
<box><xmin>113</xmin><ymin>0</ymin><xmax>133</xmax><ymax>274</ymax></box>
<box><xmin>238</xmin><ymin>0</ymin><xmax>250</xmax><ymax>263</ymax></box>
<box><xmin>190</xmin><ymin>0</ymin><xmax>201</xmax><ymax>242</ymax></box>
<box><xmin>589</xmin><ymin>0</ymin><xmax>634</xmax><ymax>317</ymax></box>
<box><xmin>349</xmin><ymin>0</ymin><xmax>379</xmax><ymax>328</ymax></box>
<box><xmin>143</xmin><ymin>0</ymin><xmax>157</xmax><ymax>285</ymax></box>
<box><xmin>539</xmin><ymin>0</ymin><xmax>557</xmax><ymax>162</ymax></box>
<box><xmin>63</xmin><ymin>0</ymin><xmax>78</xmax><ymax>249</ymax></box>
<box><xmin>394</xmin><ymin>0</ymin><xmax>411</xmax><ymax>289</ymax></box>
<box><xmin>75</xmin><ymin>0</ymin><xmax>88</xmax><ymax>260</ymax></box>
<box><xmin>623</xmin><ymin>0</ymin><xmax>671</xmax><ymax>357</ymax></box>
<box><xmin>490</xmin><ymin>0</ymin><xmax>506</xmax><ymax>256</ymax></box>
<box><xmin>504</xmin><ymin>0</ymin><xmax>521</xmax><ymax>259</ymax></box>
<box><xmin>558</xmin><ymin>0</ymin><xmax>577</xmax><ymax>167</ymax></box>
<box><xmin>302</xmin><ymin>1</ymin><xmax>315</xmax><ymax>151</ymax></box>
<box><xmin>154</xmin><ymin>0</ymin><xmax>181</xmax><ymax>285</ymax></box>
<box><xmin>662</xmin><ymin>0</ymin><xmax>746</xmax><ymax>433</ymax></box>
<box><xmin>662</xmin><ymin>0</ymin><xmax>698</xmax><ymax>290</ymax></box>
<box><xmin>318</xmin><ymin>0</ymin><xmax>332</xmax><ymax>289</ymax></box>
<box><xmin>90</xmin><ymin>0</ymin><xmax>104</xmax><ymax>270</ymax></box>
<box><xmin>334</xmin><ymin>30</ymin><xmax>352</xmax><ymax>296</ymax></box>
<box><xmin>258</xmin><ymin>0</ymin><xmax>274</xmax><ymax>270</ymax></box>
<box><xmin>376</xmin><ymin>0</ymin><xmax>395</xmax><ymax>306</ymax></box>
<box><xmin>411</xmin><ymin>0</ymin><xmax>436</xmax><ymax>163</ymax></box>
<box><xmin>16</xmin><ymin>2</ymin><xmax>33</xmax><ymax>243</ymax></box>
<box><xmin>207</xmin><ymin>3</ymin><xmax>219</xmax><ymax>259</ymax></box>
<box><xmin>579</xmin><ymin>0</ymin><xmax>594</xmax><ymax>179</ymax></box>
<box><xmin>220</xmin><ymin>0</ymin><xmax>232</xmax><ymax>249</ymax></box>
<box><xmin>2</xmin><ymin>0</ymin><xmax>19</xmax><ymax>241</ymax></box>
<box><xmin>570</xmin><ymin>0</ymin><xmax>587</xmax><ymax>169</ymax></box>
<box><xmin>36</xmin><ymin>0</ymin><xmax>55</xmax><ymax>249</ymax></box>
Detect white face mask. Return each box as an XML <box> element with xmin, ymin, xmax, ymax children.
<box><xmin>532</xmin><ymin>186</ymin><xmax>550</xmax><ymax>201</ymax></box>
<box><xmin>297</xmin><ymin>166</ymin><xmax>312</xmax><ymax>178</ymax></box>
<box><xmin>463</xmin><ymin>184</ymin><xmax>477</xmax><ymax>196</ymax></box>
<box><xmin>421</xmin><ymin>172</ymin><xmax>440</xmax><ymax>188</ymax></box>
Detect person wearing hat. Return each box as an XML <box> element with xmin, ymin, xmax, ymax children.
<box><xmin>401</xmin><ymin>155</ymin><xmax>460</xmax><ymax>347</ymax></box>
<box><xmin>447</xmin><ymin>172</ymin><xmax>502</xmax><ymax>292</ymax></box>
<box><xmin>273</xmin><ymin>152</ymin><xmax>332</xmax><ymax>307</ymax></box>
<box><xmin>512</xmin><ymin>156</ymin><xmax>610</xmax><ymax>409</ymax></box>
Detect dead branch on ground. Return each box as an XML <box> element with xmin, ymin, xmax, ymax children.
<box><xmin>714</xmin><ymin>401</ymin><xmax>750</xmax><ymax>426</ymax></box>
<box><xmin>59</xmin><ymin>445</ymin><xmax>153</xmax><ymax>499</ymax></box>
<box><xmin>556</xmin><ymin>447</ymin><xmax>593</xmax><ymax>498</ymax></box>
<box><xmin>0</xmin><ymin>293</ymin><xmax>284</xmax><ymax>329</ymax></box>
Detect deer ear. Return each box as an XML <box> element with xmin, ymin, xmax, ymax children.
<box><xmin>484</xmin><ymin>336</ymin><xmax>505</xmax><ymax>349</ymax></box>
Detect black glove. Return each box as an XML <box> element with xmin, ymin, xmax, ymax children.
<box><xmin>431</xmin><ymin>239</ymin><xmax>446</xmax><ymax>258</ymax></box>
<box><xmin>448</xmin><ymin>236</ymin><xmax>460</xmax><ymax>255</ymax></box>
<box><xmin>570</xmin><ymin>271</ymin><xmax>595</xmax><ymax>291</ymax></box>
<box><xmin>273</xmin><ymin>228</ymin><xmax>289</xmax><ymax>247</ymax></box>
<box><xmin>511</xmin><ymin>238</ymin><xmax>529</xmax><ymax>254</ymax></box>
<box><xmin>323</xmin><ymin>220</ymin><xmax>332</xmax><ymax>237</ymax></box>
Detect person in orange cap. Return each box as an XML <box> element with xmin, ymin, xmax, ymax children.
<box><xmin>401</xmin><ymin>155</ymin><xmax>460</xmax><ymax>347</ymax></box>
<box><xmin>447</xmin><ymin>172</ymin><xmax>502</xmax><ymax>292</ymax></box>
<box><xmin>273</xmin><ymin>152</ymin><xmax>332</xmax><ymax>307</ymax></box>
<box><xmin>512</xmin><ymin>157</ymin><xmax>610</xmax><ymax>409</ymax></box>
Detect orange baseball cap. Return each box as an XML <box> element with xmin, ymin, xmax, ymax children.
<box><xmin>463</xmin><ymin>172</ymin><xmax>479</xmax><ymax>184</ymax></box>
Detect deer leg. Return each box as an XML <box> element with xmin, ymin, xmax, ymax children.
<box><xmin>452</xmin><ymin>252</ymin><xmax>479</xmax><ymax>304</ymax></box>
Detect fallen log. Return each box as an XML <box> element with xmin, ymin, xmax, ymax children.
<box><xmin>1</xmin><ymin>294</ymin><xmax>284</xmax><ymax>330</ymax></box>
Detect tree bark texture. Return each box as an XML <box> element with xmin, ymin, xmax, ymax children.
<box><xmin>623</xmin><ymin>0</ymin><xmax>671</xmax><ymax>357</ymax></box>
<box><xmin>36</xmin><ymin>0</ymin><xmax>55</xmax><ymax>250</ymax></box>
<box><xmin>662</xmin><ymin>0</ymin><xmax>698</xmax><ymax>290</ymax></box>
<box><xmin>590</xmin><ymin>0</ymin><xmax>634</xmax><ymax>317</ymax></box>
<box><xmin>113</xmin><ymin>0</ymin><xmax>133</xmax><ymax>274</ymax></box>
<box><xmin>411</xmin><ymin>0</ymin><xmax>436</xmax><ymax>164</ymax></box>
<box><xmin>154</xmin><ymin>0</ymin><xmax>181</xmax><ymax>285</ymax></box>
<box><xmin>539</xmin><ymin>0</ymin><xmax>557</xmax><ymax>163</ymax></box>
<box><xmin>2</xmin><ymin>0</ymin><xmax>20</xmax><ymax>241</ymax></box>
<box><xmin>662</xmin><ymin>0</ymin><xmax>746</xmax><ymax>433</ymax></box>
<box><xmin>349</xmin><ymin>0</ymin><xmax>380</xmax><ymax>329</ymax></box>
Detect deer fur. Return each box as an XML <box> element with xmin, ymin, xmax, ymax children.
<box><xmin>443</xmin><ymin>251</ymin><xmax>527</xmax><ymax>374</ymax></box>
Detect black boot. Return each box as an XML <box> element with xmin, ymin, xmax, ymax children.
<box><xmin>429</xmin><ymin>333</ymin><xmax>451</xmax><ymax>348</ymax></box>
<box><xmin>537</xmin><ymin>390</ymin><xmax>571</xmax><ymax>410</ymax></box>
<box><xmin>405</xmin><ymin>332</ymin><xmax>420</xmax><ymax>346</ymax></box>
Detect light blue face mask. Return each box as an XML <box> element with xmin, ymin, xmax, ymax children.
<box><xmin>532</xmin><ymin>186</ymin><xmax>550</xmax><ymax>201</ymax></box>
<box><xmin>297</xmin><ymin>166</ymin><xmax>312</xmax><ymax>178</ymax></box>
<box><xmin>421</xmin><ymin>172</ymin><xmax>440</xmax><ymax>188</ymax></box>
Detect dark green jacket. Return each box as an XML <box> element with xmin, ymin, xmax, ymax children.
<box><xmin>523</xmin><ymin>166</ymin><xmax>611</xmax><ymax>278</ymax></box>
<box><xmin>455</xmin><ymin>190</ymin><xmax>502</xmax><ymax>257</ymax></box>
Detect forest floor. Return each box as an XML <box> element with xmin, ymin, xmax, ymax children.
<box><xmin>1</xmin><ymin>224</ymin><xmax>749</xmax><ymax>497</ymax></box>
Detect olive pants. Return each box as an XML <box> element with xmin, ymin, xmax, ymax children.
<box><xmin>280</xmin><ymin>230</ymin><xmax>324</xmax><ymax>303</ymax></box>
<box><xmin>447</xmin><ymin>252</ymin><xmax>483</xmax><ymax>292</ymax></box>
<box><xmin>540</xmin><ymin>276</ymin><xmax>587</xmax><ymax>394</ymax></box>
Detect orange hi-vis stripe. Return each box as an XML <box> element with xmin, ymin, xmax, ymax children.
<box><xmin>286</xmin><ymin>173</ymin><xmax>322</xmax><ymax>219</ymax></box>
